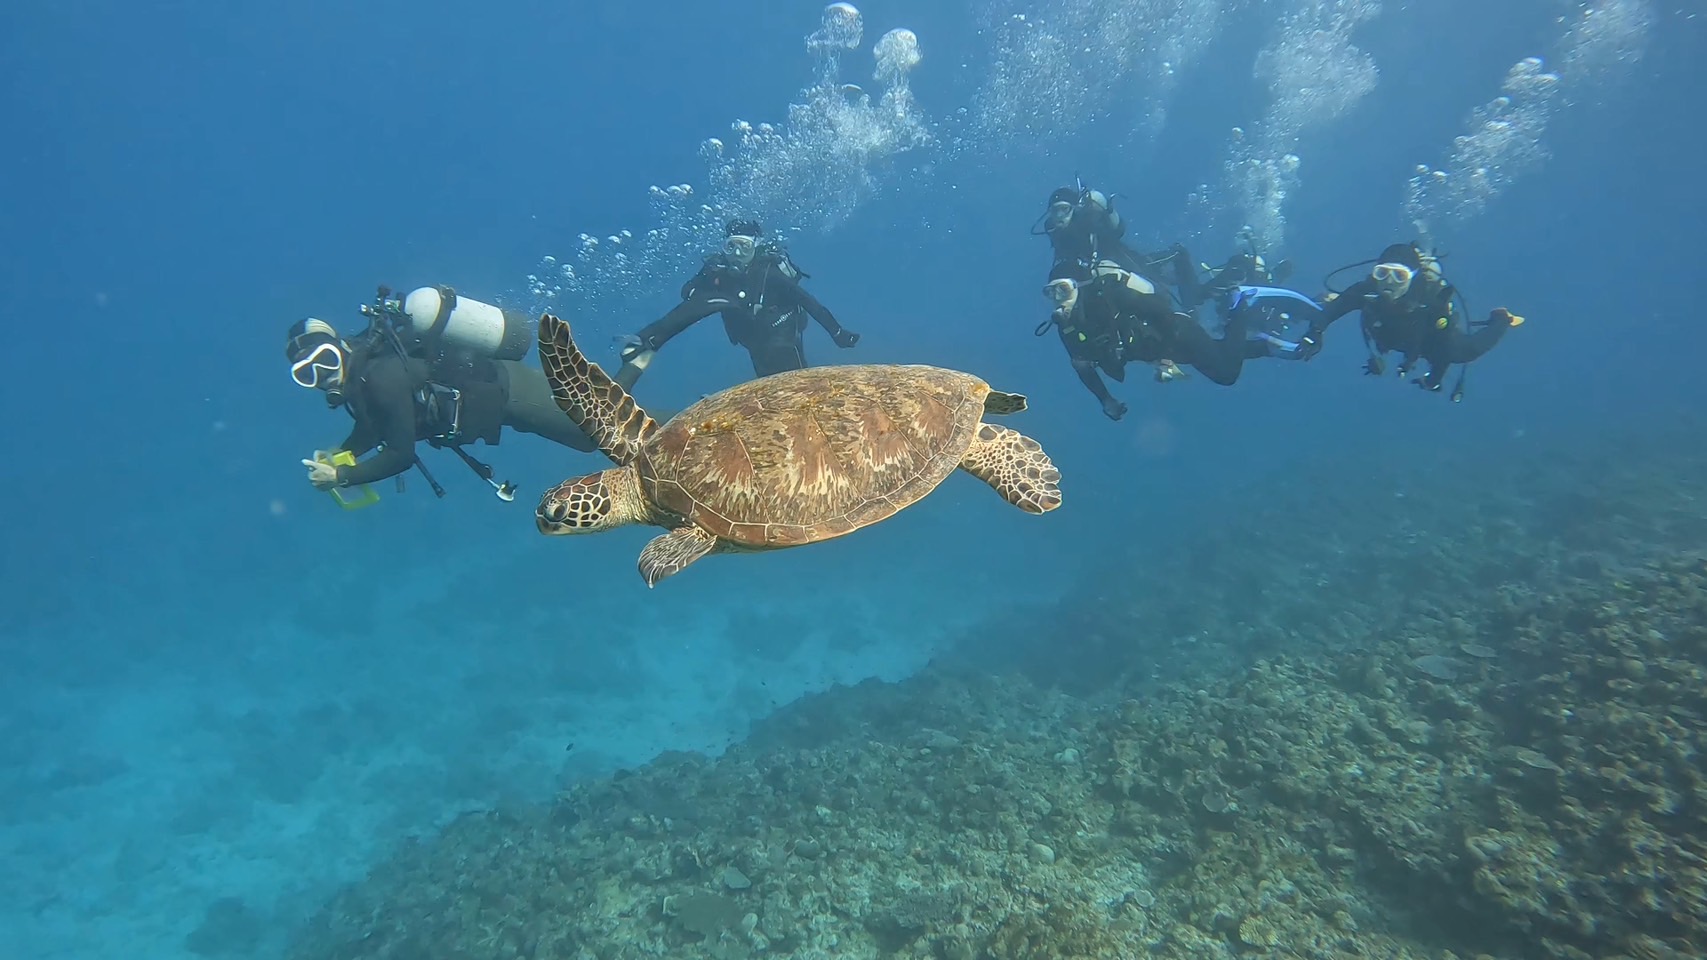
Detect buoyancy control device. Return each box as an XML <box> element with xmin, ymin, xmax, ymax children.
<box><xmin>350</xmin><ymin>284</ymin><xmax>525</xmax><ymax>501</ymax></box>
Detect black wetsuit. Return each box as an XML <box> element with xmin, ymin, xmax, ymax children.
<box><xmin>1054</xmin><ymin>275</ymin><xmax>1251</xmax><ymax>412</ymax></box>
<box><xmin>634</xmin><ymin>254</ymin><xmax>853</xmax><ymax>378</ymax></box>
<box><xmin>328</xmin><ymin>348</ymin><xmax>594</xmax><ymax>487</ymax></box>
<box><xmin>1309</xmin><ymin>277</ymin><xmax>1515</xmax><ymax>391</ymax></box>
<box><xmin>1047</xmin><ymin>199</ymin><xmax>1137</xmax><ymax>269</ymax></box>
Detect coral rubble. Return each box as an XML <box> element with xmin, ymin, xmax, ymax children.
<box><xmin>286</xmin><ymin>431</ymin><xmax>1707</xmax><ymax>960</ymax></box>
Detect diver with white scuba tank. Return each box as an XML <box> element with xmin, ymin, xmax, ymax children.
<box><xmin>289</xmin><ymin>285</ymin><xmax>625</xmax><ymax>504</ymax></box>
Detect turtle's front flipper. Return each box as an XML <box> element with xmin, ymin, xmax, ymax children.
<box><xmin>538</xmin><ymin>314</ymin><xmax>659</xmax><ymax>467</ymax></box>
<box><xmin>638</xmin><ymin>525</ymin><xmax>720</xmax><ymax>587</ymax></box>
<box><xmin>959</xmin><ymin>423</ymin><xmax>1062</xmax><ymax>515</ymax></box>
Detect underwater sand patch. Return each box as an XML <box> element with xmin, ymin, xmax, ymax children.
<box><xmin>1411</xmin><ymin>654</ymin><xmax>1469</xmax><ymax>680</ymax></box>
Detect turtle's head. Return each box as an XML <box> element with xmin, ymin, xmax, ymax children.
<box><xmin>536</xmin><ymin>468</ymin><xmax>646</xmax><ymax>536</ymax></box>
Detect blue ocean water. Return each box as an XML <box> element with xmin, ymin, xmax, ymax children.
<box><xmin>1</xmin><ymin>1</ymin><xmax>1703</xmax><ymax>957</ymax></box>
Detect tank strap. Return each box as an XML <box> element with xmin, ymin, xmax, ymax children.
<box><xmin>420</xmin><ymin>285</ymin><xmax>458</xmax><ymax>360</ymax></box>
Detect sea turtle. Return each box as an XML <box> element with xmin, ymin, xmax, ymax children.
<box><xmin>534</xmin><ymin>313</ymin><xmax>1062</xmax><ymax>587</ymax></box>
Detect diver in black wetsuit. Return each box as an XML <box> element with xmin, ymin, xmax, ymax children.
<box><xmin>614</xmin><ymin>219</ymin><xmax>859</xmax><ymax>385</ymax></box>
<box><xmin>1041</xmin><ymin>260</ymin><xmax>1253</xmax><ymax>420</ymax></box>
<box><xmin>289</xmin><ymin>314</ymin><xmax>609</xmax><ymax>498</ymax></box>
<box><xmin>1034</xmin><ymin>184</ymin><xmax>1204</xmax><ymax>302</ymax></box>
<box><xmin>1298</xmin><ymin>242</ymin><xmax>1523</xmax><ymax>399</ymax></box>
<box><xmin>1176</xmin><ymin>233</ymin><xmax>1311</xmax><ymax>358</ymax></box>
<box><xmin>1188</xmin><ymin>235</ymin><xmax>1294</xmax><ymax>310</ymax></box>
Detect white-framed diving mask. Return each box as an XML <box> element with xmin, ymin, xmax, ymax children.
<box><xmin>1044</xmin><ymin>277</ymin><xmax>1079</xmax><ymax>313</ymax></box>
<box><xmin>290</xmin><ymin>341</ymin><xmax>346</xmax><ymax>390</ymax></box>
<box><xmin>723</xmin><ymin>234</ymin><xmax>757</xmax><ymax>268</ymax></box>
<box><xmin>1371</xmin><ymin>262</ymin><xmax>1415</xmax><ymax>300</ymax></box>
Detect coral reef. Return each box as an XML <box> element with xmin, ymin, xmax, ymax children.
<box><xmin>285</xmin><ymin>430</ymin><xmax>1707</xmax><ymax>960</ymax></box>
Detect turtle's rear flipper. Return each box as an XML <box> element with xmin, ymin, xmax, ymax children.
<box><xmin>983</xmin><ymin>390</ymin><xmax>1028</xmax><ymax>416</ymax></box>
<box><xmin>638</xmin><ymin>525</ymin><xmax>719</xmax><ymax>587</ymax></box>
<box><xmin>539</xmin><ymin>313</ymin><xmax>659</xmax><ymax>467</ymax></box>
<box><xmin>960</xmin><ymin>423</ymin><xmax>1062</xmax><ymax>515</ymax></box>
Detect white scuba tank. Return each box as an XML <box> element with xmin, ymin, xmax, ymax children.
<box><xmin>1083</xmin><ymin>189</ymin><xmax>1122</xmax><ymax>233</ymax></box>
<box><xmin>1089</xmin><ymin>259</ymin><xmax>1155</xmax><ymax>297</ymax></box>
<box><xmin>400</xmin><ymin>287</ymin><xmax>533</xmax><ymax>361</ymax></box>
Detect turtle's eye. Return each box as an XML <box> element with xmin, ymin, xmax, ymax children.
<box><xmin>537</xmin><ymin>474</ymin><xmax>614</xmax><ymax>534</ymax></box>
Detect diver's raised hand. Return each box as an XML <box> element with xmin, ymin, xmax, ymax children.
<box><xmin>832</xmin><ymin>328</ymin><xmax>860</xmax><ymax>348</ymax></box>
<box><xmin>301</xmin><ymin>457</ymin><xmax>338</xmax><ymax>490</ymax></box>
<box><xmin>1100</xmin><ymin>396</ymin><xmax>1128</xmax><ymax>421</ymax></box>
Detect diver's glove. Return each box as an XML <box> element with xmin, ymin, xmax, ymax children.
<box><xmin>1489</xmin><ymin>307</ymin><xmax>1523</xmax><ymax>327</ymax></box>
<box><xmin>301</xmin><ymin>457</ymin><xmax>339</xmax><ymax>490</ymax></box>
<box><xmin>1363</xmin><ymin>356</ymin><xmax>1386</xmax><ymax>376</ymax></box>
<box><xmin>1100</xmin><ymin>396</ymin><xmax>1128</xmax><ymax>421</ymax></box>
<box><xmin>1296</xmin><ymin>332</ymin><xmax>1324</xmax><ymax>361</ymax></box>
<box><xmin>832</xmin><ymin>328</ymin><xmax>860</xmax><ymax>349</ymax></box>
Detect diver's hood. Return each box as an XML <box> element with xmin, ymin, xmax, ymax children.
<box><xmin>1376</xmin><ymin>243</ymin><xmax>1423</xmax><ymax>270</ymax></box>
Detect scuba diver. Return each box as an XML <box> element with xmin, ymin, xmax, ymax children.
<box><xmin>1180</xmin><ymin>229</ymin><xmax>1314</xmax><ymax>361</ymax></box>
<box><xmin>1222</xmin><ymin>284</ymin><xmax>1323</xmax><ymax>361</ymax></box>
<box><xmin>1034</xmin><ymin>182</ymin><xmax>1204</xmax><ymax>303</ymax></box>
<box><xmin>291</xmin><ymin>285</ymin><xmax>622</xmax><ymax>503</ymax></box>
<box><xmin>613</xmin><ymin>219</ymin><xmax>859</xmax><ymax>385</ymax></box>
<box><xmin>1039</xmin><ymin>259</ymin><xmax>1255</xmax><ymax>421</ymax></box>
<box><xmin>1186</xmin><ymin>227</ymin><xmax>1295</xmax><ymax>310</ymax></box>
<box><xmin>1299</xmin><ymin>242</ymin><xmax>1524</xmax><ymax>401</ymax></box>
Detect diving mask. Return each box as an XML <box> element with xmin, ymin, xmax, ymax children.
<box><xmin>290</xmin><ymin>341</ymin><xmax>345</xmax><ymax>390</ymax></box>
<box><xmin>1044</xmin><ymin>278</ymin><xmax>1079</xmax><ymax>312</ymax></box>
<box><xmin>1044</xmin><ymin>201</ymin><xmax>1074</xmax><ymax>232</ymax></box>
<box><xmin>723</xmin><ymin>234</ymin><xmax>757</xmax><ymax>267</ymax></box>
<box><xmin>1371</xmin><ymin>262</ymin><xmax>1414</xmax><ymax>299</ymax></box>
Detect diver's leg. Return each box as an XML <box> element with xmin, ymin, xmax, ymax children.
<box><xmin>1444</xmin><ymin>313</ymin><xmax>1515</xmax><ymax>364</ymax></box>
<box><xmin>496</xmin><ymin>360</ymin><xmax>597</xmax><ymax>452</ymax></box>
<box><xmin>1181</xmin><ymin>314</ymin><xmax>1246</xmax><ymax>386</ymax></box>
<box><xmin>747</xmin><ymin>334</ymin><xmax>807</xmax><ymax>378</ymax></box>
